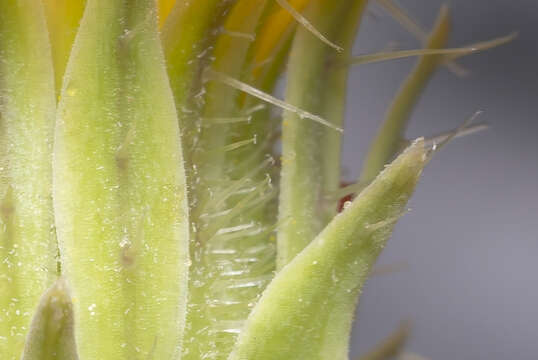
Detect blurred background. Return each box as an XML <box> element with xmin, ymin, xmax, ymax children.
<box><xmin>344</xmin><ymin>1</ymin><xmax>538</xmax><ymax>359</ymax></box>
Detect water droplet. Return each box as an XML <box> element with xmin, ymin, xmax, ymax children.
<box><xmin>88</xmin><ymin>303</ymin><xmax>97</xmax><ymax>316</ymax></box>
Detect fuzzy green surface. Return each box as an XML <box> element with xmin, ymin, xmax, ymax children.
<box><xmin>180</xmin><ymin>2</ymin><xmax>278</xmax><ymax>359</ymax></box>
<box><xmin>53</xmin><ymin>0</ymin><xmax>189</xmax><ymax>358</ymax></box>
<box><xmin>22</xmin><ymin>279</ymin><xmax>77</xmax><ymax>360</ymax></box>
<box><xmin>163</xmin><ymin>0</ymin><xmax>238</xmax><ymax>167</ymax></box>
<box><xmin>0</xmin><ymin>1</ymin><xmax>57</xmax><ymax>358</ymax></box>
<box><xmin>277</xmin><ymin>0</ymin><xmax>338</xmax><ymax>267</ymax></box>
<box><xmin>277</xmin><ymin>0</ymin><xmax>366</xmax><ymax>269</ymax></box>
<box><xmin>230</xmin><ymin>139</ymin><xmax>427</xmax><ymax>360</ymax></box>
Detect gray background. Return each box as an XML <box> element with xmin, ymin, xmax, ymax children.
<box><xmin>344</xmin><ymin>1</ymin><xmax>538</xmax><ymax>359</ymax></box>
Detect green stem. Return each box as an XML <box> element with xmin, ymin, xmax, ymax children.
<box><xmin>277</xmin><ymin>0</ymin><xmax>367</xmax><ymax>269</ymax></box>
<box><xmin>319</xmin><ymin>0</ymin><xmax>368</xmax><ymax>219</ymax></box>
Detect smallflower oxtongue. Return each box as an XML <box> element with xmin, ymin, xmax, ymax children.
<box><xmin>0</xmin><ymin>0</ymin><xmax>510</xmax><ymax>359</ymax></box>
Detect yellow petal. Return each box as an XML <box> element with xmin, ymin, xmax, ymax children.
<box><xmin>41</xmin><ymin>0</ymin><xmax>86</xmax><ymax>95</ymax></box>
<box><xmin>158</xmin><ymin>0</ymin><xmax>176</xmax><ymax>27</ymax></box>
<box><xmin>252</xmin><ymin>0</ymin><xmax>310</xmax><ymax>78</ymax></box>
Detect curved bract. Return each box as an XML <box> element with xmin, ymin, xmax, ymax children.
<box><xmin>22</xmin><ymin>279</ymin><xmax>77</xmax><ymax>360</ymax></box>
<box><xmin>230</xmin><ymin>140</ymin><xmax>427</xmax><ymax>360</ymax></box>
<box><xmin>53</xmin><ymin>0</ymin><xmax>189</xmax><ymax>358</ymax></box>
<box><xmin>0</xmin><ymin>1</ymin><xmax>57</xmax><ymax>358</ymax></box>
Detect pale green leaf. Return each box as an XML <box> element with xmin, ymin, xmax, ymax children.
<box><xmin>22</xmin><ymin>279</ymin><xmax>78</xmax><ymax>360</ymax></box>
<box><xmin>0</xmin><ymin>1</ymin><xmax>57</xmax><ymax>357</ymax></box>
<box><xmin>53</xmin><ymin>0</ymin><xmax>190</xmax><ymax>358</ymax></box>
<box><xmin>230</xmin><ymin>139</ymin><xmax>427</xmax><ymax>360</ymax></box>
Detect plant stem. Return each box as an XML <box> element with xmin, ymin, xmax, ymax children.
<box><xmin>277</xmin><ymin>0</ymin><xmax>367</xmax><ymax>269</ymax></box>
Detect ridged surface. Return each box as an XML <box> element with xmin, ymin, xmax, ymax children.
<box><xmin>180</xmin><ymin>1</ymin><xmax>278</xmax><ymax>359</ymax></box>
<box><xmin>0</xmin><ymin>2</ymin><xmax>57</xmax><ymax>358</ymax></box>
<box><xmin>22</xmin><ymin>279</ymin><xmax>77</xmax><ymax>360</ymax></box>
<box><xmin>230</xmin><ymin>140</ymin><xmax>427</xmax><ymax>360</ymax></box>
<box><xmin>53</xmin><ymin>0</ymin><xmax>189</xmax><ymax>358</ymax></box>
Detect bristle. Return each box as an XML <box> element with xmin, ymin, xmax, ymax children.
<box><xmin>375</xmin><ymin>0</ymin><xmax>469</xmax><ymax>76</ymax></box>
<box><xmin>275</xmin><ymin>0</ymin><xmax>343</xmax><ymax>52</ymax></box>
<box><xmin>201</xmin><ymin>116</ymin><xmax>252</xmax><ymax>126</ymax></box>
<box><xmin>443</xmin><ymin>31</ymin><xmax>517</xmax><ymax>61</ymax></box>
<box><xmin>219</xmin><ymin>28</ymin><xmax>256</xmax><ymax>42</ymax></box>
<box><xmin>212</xmin><ymin>321</ymin><xmax>246</xmax><ymax>335</ymax></box>
<box><xmin>375</xmin><ymin>0</ymin><xmax>427</xmax><ymax>42</ymax></box>
<box><xmin>348</xmin><ymin>34</ymin><xmax>517</xmax><ymax>66</ymax></box>
<box><xmin>220</xmin><ymin>138</ymin><xmax>257</xmax><ymax>152</ymax></box>
<box><xmin>423</xmin><ymin>122</ymin><xmax>488</xmax><ymax>149</ymax></box>
<box><xmin>205</xmin><ymin>69</ymin><xmax>343</xmax><ymax>132</ymax></box>
<box><xmin>426</xmin><ymin>110</ymin><xmax>483</xmax><ymax>157</ymax></box>
<box><xmin>204</xmin><ymin>157</ymin><xmax>274</xmax><ymax>213</ymax></box>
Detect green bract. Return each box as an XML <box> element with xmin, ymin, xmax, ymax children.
<box><xmin>230</xmin><ymin>139</ymin><xmax>427</xmax><ymax>360</ymax></box>
<box><xmin>0</xmin><ymin>2</ymin><xmax>56</xmax><ymax>358</ymax></box>
<box><xmin>0</xmin><ymin>0</ymin><xmax>509</xmax><ymax>359</ymax></box>
<box><xmin>54</xmin><ymin>0</ymin><xmax>189</xmax><ymax>358</ymax></box>
<box><xmin>22</xmin><ymin>279</ymin><xmax>77</xmax><ymax>360</ymax></box>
